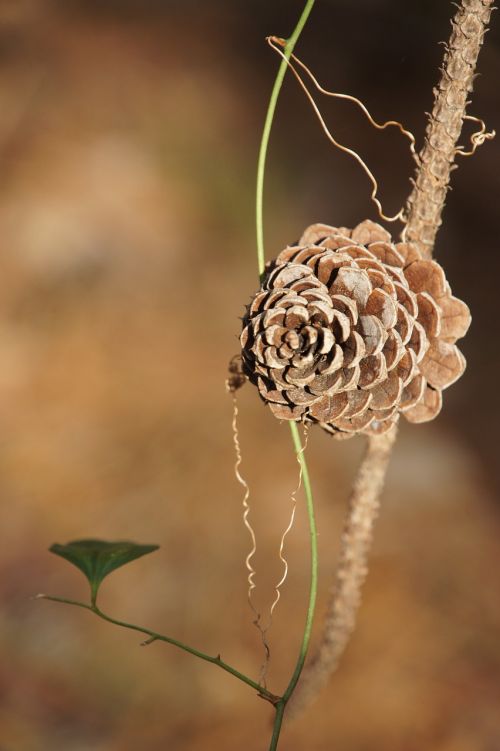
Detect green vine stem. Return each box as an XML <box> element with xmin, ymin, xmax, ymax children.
<box><xmin>38</xmin><ymin>424</ymin><xmax>320</xmax><ymax>751</ymax></box>
<box><xmin>254</xmin><ymin>1</ymin><xmax>317</xmax><ymax>747</ymax></box>
<box><xmin>267</xmin><ymin>422</ymin><xmax>318</xmax><ymax>749</ymax></box>
<box><xmin>283</xmin><ymin>423</ymin><xmax>317</xmax><ymax>704</ymax></box>
<box><xmin>256</xmin><ymin>0</ymin><xmax>315</xmax><ymax>278</ymax></box>
<box><xmin>287</xmin><ymin>428</ymin><xmax>397</xmax><ymax>719</ymax></box>
<box><xmin>37</xmin><ymin>594</ymin><xmax>278</xmax><ymax>703</ymax></box>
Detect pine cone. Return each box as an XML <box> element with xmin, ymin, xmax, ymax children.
<box><xmin>240</xmin><ymin>219</ymin><xmax>471</xmax><ymax>438</ymax></box>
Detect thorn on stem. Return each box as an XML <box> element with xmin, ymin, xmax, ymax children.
<box><xmin>140</xmin><ymin>636</ymin><xmax>158</xmax><ymax>646</ymax></box>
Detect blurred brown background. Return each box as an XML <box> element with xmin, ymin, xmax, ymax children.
<box><xmin>0</xmin><ymin>1</ymin><xmax>499</xmax><ymax>749</ymax></box>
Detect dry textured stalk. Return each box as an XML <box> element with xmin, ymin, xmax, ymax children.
<box><xmin>288</xmin><ymin>0</ymin><xmax>493</xmax><ymax>719</ymax></box>
<box><xmin>405</xmin><ymin>0</ymin><xmax>494</xmax><ymax>257</ymax></box>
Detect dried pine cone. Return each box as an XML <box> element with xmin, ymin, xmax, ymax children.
<box><xmin>239</xmin><ymin>219</ymin><xmax>471</xmax><ymax>438</ymax></box>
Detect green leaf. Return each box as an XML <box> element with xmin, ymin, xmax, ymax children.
<box><xmin>49</xmin><ymin>539</ymin><xmax>159</xmax><ymax>605</ymax></box>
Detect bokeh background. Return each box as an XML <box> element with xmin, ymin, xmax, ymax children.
<box><xmin>0</xmin><ymin>1</ymin><xmax>499</xmax><ymax>749</ymax></box>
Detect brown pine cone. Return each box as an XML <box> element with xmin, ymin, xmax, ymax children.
<box><xmin>239</xmin><ymin>219</ymin><xmax>471</xmax><ymax>438</ymax></box>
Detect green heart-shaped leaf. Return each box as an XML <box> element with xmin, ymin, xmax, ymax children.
<box><xmin>49</xmin><ymin>539</ymin><xmax>159</xmax><ymax>605</ymax></box>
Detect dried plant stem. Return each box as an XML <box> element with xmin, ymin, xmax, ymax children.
<box><xmin>404</xmin><ymin>0</ymin><xmax>494</xmax><ymax>258</ymax></box>
<box><xmin>287</xmin><ymin>428</ymin><xmax>397</xmax><ymax>718</ymax></box>
<box><xmin>287</xmin><ymin>0</ymin><xmax>493</xmax><ymax>721</ymax></box>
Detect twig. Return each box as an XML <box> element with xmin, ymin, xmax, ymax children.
<box><xmin>287</xmin><ymin>0</ymin><xmax>494</xmax><ymax>720</ymax></box>
<box><xmin>404</xmin><ymin>0</ymin><xmax>495</xmax><ymax>258</ymax></box>
<box><xmin>36</xmin><ymin>594</ymin><xmax>279</xmax><ymax>704</ymax></box>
